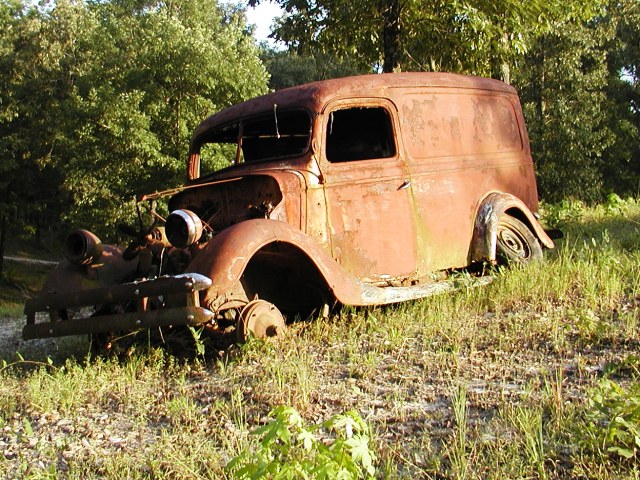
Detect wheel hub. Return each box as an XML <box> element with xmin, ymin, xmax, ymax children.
<box><xmin>498</xmin><ymin>228</ymin><xmax>528</xmax><ymax>257</ymax></box>
<box><xmin>237</xmin><ymin>300</ymin><xmax>286</xmax><ymax>342</ymax></box>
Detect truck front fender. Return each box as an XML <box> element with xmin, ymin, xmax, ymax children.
<box><xmin>187</xmin><ymin>219</ymin><xmax>370</xmax><ymax>311</ymax></box>
<box><xmin>469</xmin><ymin>192</ymin><xmax>555</xmax><ymax>264</ymax></box>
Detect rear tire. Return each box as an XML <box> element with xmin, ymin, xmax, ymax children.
<box><xmin>496</xmin><ymin>216</ymin><xmax>542</xmax><ymax>264</ymax></box>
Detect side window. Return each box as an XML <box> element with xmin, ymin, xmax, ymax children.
<box><xmin>326</xmin><ymin>106</ymin><xmax>396</xmax><ymax>162</ymax></box>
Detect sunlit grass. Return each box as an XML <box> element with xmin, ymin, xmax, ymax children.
<box><xmin>1</xmin><ymin>199</ymin><xmax>639</xmax><ymax>478</ymax></box>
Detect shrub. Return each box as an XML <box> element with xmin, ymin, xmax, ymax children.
<box><xmin>226</xmin><ymin>406</ymin><xmax>377</xmax><ymax>479</ymax></box>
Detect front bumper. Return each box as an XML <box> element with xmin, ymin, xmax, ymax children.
<box><xmin>23</xmin><ymin>273</ymin><xmax>214</xmax><ymax>340</ymax></box>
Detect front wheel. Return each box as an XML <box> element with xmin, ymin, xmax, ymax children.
<box><xmin>496</xmin><ymin>216</ymin><xmax>542</xmax><ymax>264</ymax></box>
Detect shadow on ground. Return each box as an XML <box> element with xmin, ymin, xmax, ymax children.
<box><xmin>0</xmin><ymin>315</ymin><xmax>90</xmax><ymax>364</ymax></box>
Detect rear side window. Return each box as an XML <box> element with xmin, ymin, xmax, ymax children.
<box><xmin>326</xmin><ymin>107</ymin><xmax>396</xmax><ymax>162</ymax></box>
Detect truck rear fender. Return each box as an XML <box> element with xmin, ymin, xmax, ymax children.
<box><xmin>469</xmin><ymin>192</ymin><xmax>555</xmax><ymax>264</ymax></box>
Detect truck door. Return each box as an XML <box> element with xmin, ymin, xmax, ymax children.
<box><xmin>320</xmin><ymin>99</ymin><xmax>418</xmax><ymax>283</ymax></box>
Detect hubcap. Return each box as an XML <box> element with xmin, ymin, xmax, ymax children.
<box><xmin>498</xmin><ymin>225</ymin><xmax>529</xmax><ymax>258</ymax></box>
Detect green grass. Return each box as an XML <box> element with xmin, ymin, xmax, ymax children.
<box><xmin>1</xmin><ymin>198</ymin><xmax>639</xmax><ymax>478</ymax></box>
<box><xmin>0</xmin><ymin>260</ymin><xmax>55</xmax><ymax>313</ymax></box>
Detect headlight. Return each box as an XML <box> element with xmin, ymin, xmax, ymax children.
<box><xmin>165</xmin><ymin>209</ymin><xmax>203</xmax><ymax>248</ymax></box>
<box><xmin>64</xmin><ymin>229</ymin><xmax>103</xmax><ymax>265</ymax></box>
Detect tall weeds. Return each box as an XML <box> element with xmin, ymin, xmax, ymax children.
<box><xmin>0</xmin><ymin>199</ymin><xmax>639</xmax><ymax>478</ymax></box>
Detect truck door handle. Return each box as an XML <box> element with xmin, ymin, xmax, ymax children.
<box><xmin>397</xmin><ymin>179</ymin><xmax>411</xmax><ymax>190</ymax></box>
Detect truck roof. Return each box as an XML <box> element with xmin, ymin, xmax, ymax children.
<box><xmin>192</xmin><ymin>72</ymin><xmax>516</xmax><ymax>140</ymax></box>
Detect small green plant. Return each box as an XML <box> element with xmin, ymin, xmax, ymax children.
<box><xmin>226</xmin><ymin>406</ymin><xmax>377</xmax><ymax>479</ymax></box>
<box><xmin>580</xmin><ymin>378</ymin><xmax>640</xmax><ymax>460</ymax></box>
<box><xmin>603</xmin><ymin>193</ymin><xmax>628</xmax><ymax>216</ymax></box>
<box><xmin>540</xmin><ymin>199</ymin><xmax>586</xmax><ymax>229</ymax></box>
<box><xmin>187</xmin><ymin>325</ymin><xmax>206</xmax><ymax>357</ymax></box>
<box><xmin>603</xmin><ymin>354</ymin><xmax>640</xmax><ymax>379</ymax></box>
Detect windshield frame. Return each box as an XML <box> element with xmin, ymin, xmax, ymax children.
<box><xmin>188</xmin><ymin>107</ymin><xmax>314</xmax><ymax>180</ymax></box>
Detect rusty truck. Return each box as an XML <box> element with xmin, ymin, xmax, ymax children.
<box><xmin>24</xmin><ymin>72</ymin><xmax>554</xmax><ymax>345</ymax></box>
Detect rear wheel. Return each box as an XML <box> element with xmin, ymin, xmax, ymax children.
<box><xmin>496</xmin><ymin>216</ymin><xmax>542</xmax><ymax>264</ymax></box>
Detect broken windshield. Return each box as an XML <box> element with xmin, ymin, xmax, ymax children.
<box><xmin>194</xmin><ymin>108</ymin><xmax>312</xmax><ymax>177</ymax></box>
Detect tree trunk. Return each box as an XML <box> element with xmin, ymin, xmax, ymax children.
<box><xmin>532</xmin><ymin>38</ymin><xmax>546</xmax><ymax>168</ymax></box>
<box><xmin>0</xmin><ymin>215</ymin><xmax>6</xmax><ymax>277</ymax></box>
<box><xmin>382</xmin><ymin>0</ymin><xmax>401</xmax><ymax>72</ymax></box>
<box><xmin>491</xmin><ymin>32</ymin><xmax>511</xmax><ymax>84</ymax></box>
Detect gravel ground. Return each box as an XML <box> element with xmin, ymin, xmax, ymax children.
<box><xmin>0</xmin><ymin>315</ymin><xmax>89</xmax><ymax>363</ymax></box>
<box><xmin>1</xmin><ymin>300</ymin><xmax>638</xmax><ymax>478</ymax></box>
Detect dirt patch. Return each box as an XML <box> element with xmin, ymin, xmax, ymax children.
<box><xmin>0</xmin><ymin>315</ymin><xmax>89</xmax><ymax>363</ymax></box>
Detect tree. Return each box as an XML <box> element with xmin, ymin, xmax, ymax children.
<box><xmin>57</xmin><ymin>0</ymin><xmax>269</xmax><ymax>232</ymax></box>
<box><xmin>260</xmin><ymin>47</ymin><xmax>367</xmax><ymax>90</ymax></box>
<box><xmin>0</xmin><ymin>0</ymin><xmax>64</xmax><ymax>248</ymax></box>
<box><xmin>602</xmin><ymin>0</ymin><xmax>640</xmax><ymax>196</ymax></box>
<box><xmin>0</xmin><ymin>2</ymin><xmax>21</xmax><ymax>262</ymax></box>
<box><xmin>0</xmin><ymin>0</ymin><xmax>269</xmax><ymax>241</ymax></box>
<box><xmin>253</xmin><ymin>0</ymin><xmax>594</xmax><ymax>78</ymax></box>
<box><xmin>516</xmin><ymin>0</ymin><xmax>639</xmax><ymax>202</ymax></box>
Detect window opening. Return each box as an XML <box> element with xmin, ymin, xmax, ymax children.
<box><xmin>326</xmin><ymin>107</ymin><xmax>396</xmax><ymax>162</ymax></box>
<box><xmin>195</xmin><ymin>109</ymin><xmax>311</xmax><ymax>177</ymax></box>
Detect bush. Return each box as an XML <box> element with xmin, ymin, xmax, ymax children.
<box><xmin>226</xmin><ymin>406</ymin><xmax>377</xmax><ymax>479</ymax></box>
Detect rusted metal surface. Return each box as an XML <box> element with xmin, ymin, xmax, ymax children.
<box><xmin>25</xmin><ymin>273</ymin><xmax>211</xmax><ymax>316</ymax></box>
<box><xmin>23</xmin><ymin>306</ymin><xmax>214</xmax><ymax>340</ymax></box>
<box><xmin>24</xmin><ymin>274</ymin><xmax>213</xmax><ymax>339</ymax></box>
<box><xmin>41</xmin><ymin>244</ymin><xmax>138</xmax><ymax>298</ymax></box>
<box><xmin>25</xmin><ymin>72</ymin><xmax>554</xmax><ymax>342</ymax></box>
<box><xmin>236</xmin><ymin>299</ymin><xmax>286</xmax><ymax>341</ymax></box>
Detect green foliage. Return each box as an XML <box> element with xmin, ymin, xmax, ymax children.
<box><xmin>0</xmin><ymin>0</ymin><xmax>268</xmax><ymax>240</ymax></box>
<box><xmin>516</xmin><ymin>6</ymin><xmax>617</xmax><ymax>203</ymax></box>
<box><xmin>268</xmin><ymin>0</ymin><xmax>595</xmax><ymax>76</ymax></box>
<box><xmin>580</xmin><ymin>377</ymin><xmax>640</xmax><ymax>460</ymax></box>
<box><xmin>187</xmin><ymin>326</ymin><xmax>206</xmax><ymax>357</ymax></box>
<box><xmin>226</xmin><ymin>406</ymin><xmax>377</xmax><ymax>479</ymax></box>
<box><xmin>541</xmin><ymin>199</ymin><xmax>587</xmax><ymax>229</ymax></box>
<box><xmin>261</xmin><ymin>49</ymin><xmax>367</xmax><ymax>90</ymax></box>
<box><xmin>515</xmin><ymin>0</ymin><xmax>640</xmax><ymax>203</ymax></box>
<box><xmin>603</xmin><ymin>193</ymin><xmax>628</xmax><ymax>215</ymax></box>
<box><xmin>603</xmin><ymin>0</ymin><xmax>640</xmax><ymax>197</ymax></box>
